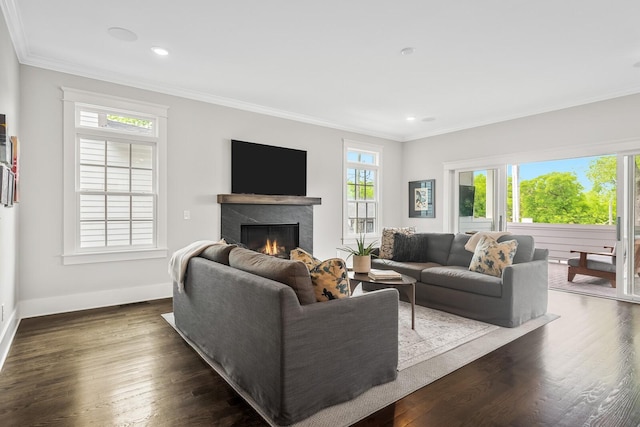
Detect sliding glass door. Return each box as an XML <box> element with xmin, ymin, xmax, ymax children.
<box><xmin>617</xmin><ymin>153</ymin><xmax>640</xmax><ymax>300</ymax></box>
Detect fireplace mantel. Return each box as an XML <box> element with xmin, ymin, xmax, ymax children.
<box><xmin>217</xmin><ymin>194</ymin><xmax>321</xmax><ymax>206</ymax></box>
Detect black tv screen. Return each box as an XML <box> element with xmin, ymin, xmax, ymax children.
<box><xmin>459</xmin><ymin>185</ymin><xmax>475</xmax><ymax>216</ymax></box>
<box><xmin>231</xmin><ymin>140</ymin><xmax>307</xmax><ymax>196</ymax></box>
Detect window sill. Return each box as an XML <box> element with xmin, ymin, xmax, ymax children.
<box><xmin>341</xmin><ymin>235</ymin><xmax>381</xmax><ymax>245</ymax></box>
<box><xmin>62</xmin><ymin>248</ymin><xmax>168</xmax><ymax>265</ymax></box>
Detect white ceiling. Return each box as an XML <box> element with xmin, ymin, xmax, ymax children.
<box><xmin>2</xmin><ymin>0</ymin><xmax>640</xmax><ymax>141</ymax></box>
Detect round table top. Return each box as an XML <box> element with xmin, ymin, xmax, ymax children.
<box><xmin>348</xmin><ymin>270</ymin><xmax>417</xmax><ymax>286</ymax></box>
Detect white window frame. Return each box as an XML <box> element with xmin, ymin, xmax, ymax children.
<box><xmin>62</xmin><ymin>88</ymin><xmax>168</xmax><ymax>265</ymax></box>
<box><xmin>342</xmin><ymin>139</ymin><xmax>383</xmax><ymax>243</ymax></box>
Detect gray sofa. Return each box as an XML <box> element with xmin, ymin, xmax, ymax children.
<box><xmin>370</xmin><ymin>233</ymin><xmax>549</xmax><ymax>327</ymax></box>
<box><xmin>173</xmin><ymin>246</ymin><xmax>399</xmax><ymax>426</ymax></box>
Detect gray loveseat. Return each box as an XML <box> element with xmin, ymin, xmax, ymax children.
<box><xmin>173</xmin><ymin>245</ymin><xmax>399</xmax><ymax>426</ymax></box>
<box><xmin>370</xmin><ymin>233</ymin><xmax>549</xmax><ymax>327</ymax></box>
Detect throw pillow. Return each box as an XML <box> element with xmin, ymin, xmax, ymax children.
<box><xmin>379</xmin><ymin>227</ymin><xmax>416</xmax><ymax>259</ymax></box>
<box><xmin>392</xmin><ymin>233</ymin><xmax>429</xmax><ymax>262</ymax></box>
<box><xmin>469</xmin><ymin>236</ymin><xmax>518</xmax><ymax>277</ymax></box>
<box><xmin>289</xmin><ymin>247</ymin><xmax>321</xmax><ymax>270</ymax></box>
<box><xmin>199</xmin><ymin>241</ymin><xmax>237</xmax><ymax>265</ymax></box>
<box><xmin>229</xmin><ymin>247</ymin><xmax>316</xmax><ymax>305</ymax></box>
<box><xmin>464</xmin><ymin>231</ymin><xmax>512</xmax><ymax>252</ymax></box>
<box><xmin>290</xmin><ymin>247</ymin><xmax>351</xmax><ymax>302</ymax></box>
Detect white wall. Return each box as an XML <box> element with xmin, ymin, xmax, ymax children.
<box><xmin>18</xmin><ymin>66</ymin><xmax>403</xmax><ymax>317</ymax></box>
<box><xmin>403</xmin><ymin>94</ymin><xmax>640</xmax><ymax>232</ymax></box>
<box><xmin>0</xmin><ymin>11</ymin><xmax>20</xmax><ymax>365</ymax></box>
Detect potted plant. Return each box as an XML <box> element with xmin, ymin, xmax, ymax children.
<box><xmin>339</xmin><ymin>234</ymin><xmax>377</xmax><ymax>273</ymax></box>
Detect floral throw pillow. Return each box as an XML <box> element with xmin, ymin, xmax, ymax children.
<box><xmin>379</xmin><ymin>227</ymin><xmax>416</xmax><ymax>259</ymax></box>
<box><xmin>469</xmin><ymin>236</ymin><xmax>518</xmax><ymax>277</ymax></box>
<box><xmin>290</xmin><ymin>247</ymin><xmax>320</xmax><ymax>270</ymax></box>
<box><xmin>290</xmin><ymin>247</ymin><xmax>351</xmax><ymax>301</ymax></box>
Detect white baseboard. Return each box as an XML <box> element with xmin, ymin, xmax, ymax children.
<box><xmin>0</xmin><ymin>308</ymin><xmax>20</xmax><ymax>373</ymax></box>
<box><xmin>19</xmin><ymin>282</ymin><xmax>173</xmax><ymax>319</ymax></box>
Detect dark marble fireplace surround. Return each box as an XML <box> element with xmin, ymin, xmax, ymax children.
<box><xmin>218</xmin><ymin>194</ymin><xmax>321</xmax><ymax>255</ymax></box>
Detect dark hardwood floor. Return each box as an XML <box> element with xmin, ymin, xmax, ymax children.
<box><xmin>1</xmin><ymin>291</ymin><xmax>639</xmax><ymax>426</ymax></box>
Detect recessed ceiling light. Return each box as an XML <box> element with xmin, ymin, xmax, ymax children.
<box><xmin>151</xmin><ymin>46</ymin><xmax>169</xmax><ymax>56</ymax></box>
<box><xmin>107</xmin><ymin>27</ymin><xmax>138</xmax><ymax>42</ymax></box>
<box><xmin>406</xmin><ymin>116</ymin><xmax>416</xmax><ymax>121</ymax></box>
<box><xmin>422</xmin><ymin>117</ymin><xmax>436</xmax><ymax>122</ymax></box>
<box><xmin>400</xmin><ymin>47</ymin><xmax>415</xmax><ymax>56</ymax></box>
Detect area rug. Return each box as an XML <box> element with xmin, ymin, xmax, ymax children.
<box><xmin>396</xmin><ymin>302</ymin><xmax>498</xmax><ymax>370</ymax></box>
<box><xmin>162</xmin><ymin>307</ymin><xmax>558</xmax><ymax>427</ymax></box>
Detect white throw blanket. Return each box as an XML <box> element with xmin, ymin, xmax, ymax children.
<box><xmin>169</xmin><ymin>239</ymin><xmax>224</xmax><ymax>292</ymax></box>
<box><xmin>464</xmin><ymin>231</ymin><xmax>511</xmax><ymax>252</ymax></box>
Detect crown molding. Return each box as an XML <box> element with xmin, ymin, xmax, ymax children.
<box><xmin>1</xmin><ymin>0</ymin><xmax>28</xmax><ymax>62</ymax></box>
<box><xmin>14</xmin><ymin>55</ymin><xmax>403</xmax><ymax>143</ymax></box>
<box><xmin>403</xmin><ymin>86</ymin><xmax>640</xmax><ymax>142</ymax></box>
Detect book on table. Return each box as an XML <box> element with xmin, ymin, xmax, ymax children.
<box><xmin>368</xmin><ymin>269</ymin><xmax>402</xmax><ymax>280</ymax></box>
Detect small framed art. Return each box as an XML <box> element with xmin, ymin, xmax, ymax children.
<box><xmin>409</xmin><ymin>179</ymin><xmax>435</xmax><ymax>218</ymax></box>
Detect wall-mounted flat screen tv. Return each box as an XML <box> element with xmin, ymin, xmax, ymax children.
<box><xmin>459</xmin><ymin>185</ymin><xmax>475</xmax><ymax>216</ymax></box>
<box><xmin>231</xmin><ymin>140</ymin><xmax>307</xmax><ymax>196</ymax></box>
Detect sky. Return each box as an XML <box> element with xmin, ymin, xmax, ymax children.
<box><xmin>511</xmin><ymin>155</ymin><xmax>606</xmax><ymax>192</ymax></box>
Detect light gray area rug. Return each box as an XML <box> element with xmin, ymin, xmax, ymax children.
<box><xmin>396</xmin><ymin>302</ymin><xmax>498</xmax><ymax>370</ymax></box>
<box><xmin>163</xmin><ymin>307</ymin><xmax>558</xmax><ymax>427</ymax></box>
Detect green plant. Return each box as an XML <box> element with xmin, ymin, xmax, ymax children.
<box><xmin>339</xmin><ymin>234</ymin><xmax>378</xmax><ymax>258</ymax></box>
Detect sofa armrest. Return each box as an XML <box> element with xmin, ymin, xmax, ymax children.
<box><xmin>278</xmin><ymin>288</ymin><xmax>399</xmax><ymax>420</ymax></box>
<box><xmin>501</xmin><ymin>259</ymin><xmax>549</xmax><ymax>326</ymax></box>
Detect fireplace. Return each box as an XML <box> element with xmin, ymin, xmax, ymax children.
<box><xmin>218</xmin><ymin>194</ymin><xmax>321</xmax><ymax>256</ymax></box>
<box><xmin>241</xmin><ymin>223</ymin><xmax>300</xmax><ymax>258</ymax></box>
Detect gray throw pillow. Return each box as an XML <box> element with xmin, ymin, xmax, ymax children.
<box><xmin>392</xmin><ymin>233</ymin><xmax>429</xmax><ymax>262</ymax></box>
<box><xmin>229</xmin><ymin>247</ymin><xmax>316</xmax><ymax>305</ymax></box>
<box><xmin>199</xmin><ymin>243</ymin><xmax>237</xmax><ymax>265</ymax></box>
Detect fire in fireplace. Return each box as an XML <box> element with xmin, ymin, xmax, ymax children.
<box><xmin>241</xmin><ymin>223</ymin><xmax>300</xmax><ymax>259</ymax></box>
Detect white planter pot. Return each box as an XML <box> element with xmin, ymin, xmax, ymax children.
<box><xmin>352</xmin><ymin>255</ymin><xmax>371</xmax><ymax>273</ymax></box>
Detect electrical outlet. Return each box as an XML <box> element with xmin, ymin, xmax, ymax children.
<box><xmin>183</xmin><ymin>210</ymin><xmax>191</xmax><ymax>220</ymax></box>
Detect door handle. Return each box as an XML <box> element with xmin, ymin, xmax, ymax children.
<box><xmin>616</xmin><ymin>217</ymin><xmax>621</xmax><ymax>241</ymax></box>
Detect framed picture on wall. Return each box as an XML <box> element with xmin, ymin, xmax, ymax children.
<box><xmin>11</xmin><ymin>136</ymin><xmax>19</xmax><ymax>202</ymax></box>
<box><xmin>0</xmin><ymin>114</ymin><xmax>9</xmax><ymax>166</ymax></box>
<box><xmin>0</xmin><ymin>165</ymin><xmax>8</xmax><ymax>206</ymax></box>
<box><xmin>409</xmin><ymin>179</ymin><xmax>435</xmax><ymax>218</ymax></box>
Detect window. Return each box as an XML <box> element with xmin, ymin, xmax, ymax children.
<box><xmin>344</xmin><ymin>140</ymin><xmax>381</xmax><ymax>238</ymax></box>
<box><xmin>63</xmin><ymin>88</ymin><xmax>168</xmax><ymax>264</ymax></box>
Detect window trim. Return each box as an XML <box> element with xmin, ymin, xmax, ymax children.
<box><xmin>342</xmin><ymin>139</ymin><xmax>383</xmax><ymax>243</ymax></box>
<box><xmin>62</xmin><ymin>88</ymin><xmax>168</xmax><ymax>264</ymax></box>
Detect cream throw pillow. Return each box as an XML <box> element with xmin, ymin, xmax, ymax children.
<box><xmin>469</xmin><ymin>236</ymin><xmax>518</xmax><ymax>277</ymax></box>
<box><xmin>464</xmin><ymin>231</ymin><xmax>511</xmax><ymax>252</ymax></box>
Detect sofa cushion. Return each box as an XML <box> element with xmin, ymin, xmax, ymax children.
<box><xmin>371</xmin><ymin>258</ymin><xmax>440</xmax><ymax>281</ymax></box>
<box><xmin>392</xmin><ymin>233</ymin><xmax>429</xmax><ymax>262</ymax></box>
<box><xmin>379</xmin><ymin>227</ymin><xmax>415</xmax><ymax>259</ymax></box>
<box><xmin>420</xmin><ymin>266</ymin><xmax>503</xmax><ymax>298</ymax></box>
<box><xmin>498</xmin><ymin>235</ymin><xmax>535</xmax><ymax>264</ymax></box>
<box><xmin>229</xmin><ymin>247</ymin><xmax>316</xmax><ymax>305</ymax></box>
<box><xmin>567</xmin><ymin>255</ymin><xmax>616</xmax><ymax>272</ymax></box>
<box><xmin>290</xmin><ymin>247</ymin><xmax>351</xmax><ymax>301</ymax></box>
<box><xmin>469</xmin><ymin>236</ymin><xmax>518</xmax><ymax>277</ymax></box>
<box><xmin>446</xmin><ymin>233</ymin><xmax>474</xmax><ymax>267</ymax></box>
<box><xmin>423</xmin><ymin>233</ymin><xmax>455</xmax><ymax>265</ymax></box>
<box><xmin>199</xmin><ymin>243</ymin><xmax>237</xmax><ymax>265</ymax></box>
